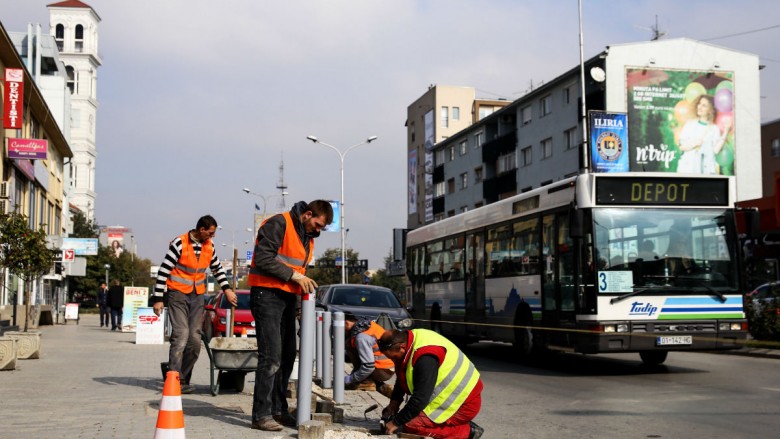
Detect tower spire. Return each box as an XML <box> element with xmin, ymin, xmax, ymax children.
<box><xmin>276</xmin><ymin>153</ymin><xmax>288</xmax><ymax>211</ymax></box>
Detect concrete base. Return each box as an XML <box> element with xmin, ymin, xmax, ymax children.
<box><xmin>311</xmin><ymin>412</ymin><xmax>332</xmax><ymax>425</ymax></box>
<box><xmin>299</xmin><ymin>420</ymin><xmax>325</xmax><ymax>439</ymax></box>
<box><xmin>5</xmin><ymin>331</ymin><xmax>42</xmax><ymax>359</ymax></box>
<box><xmin>0</xmin><ymin>337</ymin><xmax>18</xmax><ymax>370</ymax></box>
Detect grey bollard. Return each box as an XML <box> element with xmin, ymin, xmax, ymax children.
<box><xmin>332</xmin><ymin>311</ymin><xmax>345</xmax><ymax>404</ymax></box>
<box><xmin>315</xmin><ymin>311</ymin><xmax>323</xmax><ymax>381</ymax></box>
<box><xmin>322</xmin><ymin>311</ymin><xmax>332</xmax><ymax>388</ymax></box>
<box><xmin>296</xmin><ymin>292</ymin><xmax>316</xmax><ymax>426</ymax></box>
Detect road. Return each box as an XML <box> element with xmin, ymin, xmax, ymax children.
<box><xmin>465</xmin><ymin>342</ymin><xmax>780</xmax><ymax>439</ymax></box>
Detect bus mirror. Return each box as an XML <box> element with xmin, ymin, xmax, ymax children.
<box><xmin>570</xmin><ymin>207</ymin><xmax>584</xmax><ymax>238</ymax></box>
<box><xmin>744</xmin><ymin>209</ymin><xmax>760</xmax><ymax>238</ymax></box>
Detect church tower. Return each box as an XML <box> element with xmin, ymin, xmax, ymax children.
<box><xmin>47</xmin><ymin>0</ymin><xmax>101</xmax><ymax>220</ymax></box>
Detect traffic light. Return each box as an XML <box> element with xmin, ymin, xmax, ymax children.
<box><xmin>54</xmin><ymin>262</ymin><xmax>63</xmax><ymax>275</ymax></box>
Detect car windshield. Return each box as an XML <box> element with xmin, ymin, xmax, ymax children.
<box><xmin>329</xmin><ymin>287</ymin><xmax>401</xmax><ymax>308</ymax></box>
<box><xmin>219</xmin><ymin>293</ymin><xmax>251</xmax><ymax>310</ymax></box>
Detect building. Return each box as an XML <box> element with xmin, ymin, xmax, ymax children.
<box><xmin>407</xmin><ymin>39</ymin><xmax>761</xmax><ymax>227</ymax></box>
<box><xmin>406</xmin><ymin>85</ymin><xmax>510</xmax><ymax>228</ymax></box>
<box><xmin>47</xmin><ymin>0</ymin><xmax>102</xmax><ymax>221</ymax></box>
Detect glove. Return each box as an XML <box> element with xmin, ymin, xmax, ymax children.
<box><xmin>291</xmin><ymin>271</ymin><xmax>318</xmax><ymax>294</ymax></box>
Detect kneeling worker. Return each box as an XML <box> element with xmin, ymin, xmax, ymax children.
<box><xmin>379</xmin><ymin>328</ymin><xmax>484</xmax><ymax>439</ymax></box>
<box><xmin>343</xmin><ymin>313</ymin><xmax>395</xmax><ymax>398</ymax></box>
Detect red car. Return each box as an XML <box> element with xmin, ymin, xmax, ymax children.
<box><xmin>205</xmin><ymin>289</ymin><xmax>255</xmax><ymax>338</ymax></box>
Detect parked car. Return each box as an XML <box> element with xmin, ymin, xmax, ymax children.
<box><xmin>315</xmin><ymin>284</ymin><xmax>413</xmax><ymax>329</ymax></box>
<box><xmin>205</xmin><ymin>289</ymin><xmax>255</xmax><ymax>337</ymax></box>
<box><xmin>746</xmin><ymin>282</ymin><xmax>780</xmax><ymax>316</ymax></box>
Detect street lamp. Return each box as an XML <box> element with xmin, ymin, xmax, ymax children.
<box><xmin>104</xmin><ymin>264</ymin><xmax>110</xmax><ymax>285</ymax></box>
<box><xmin>306</xmin><ymin>135</ymin><xmax>378</xmax><ymax>284</ymax></box>
<box><xmin>243</xmin><ymin>188</ymin><xmax>287</xmax><ymax>242</ymax></box>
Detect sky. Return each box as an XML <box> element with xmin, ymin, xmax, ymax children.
<box><xmin>2</xmin><ymin>0</ymin><xmax>780</xmax><ymax>269</ymax></box>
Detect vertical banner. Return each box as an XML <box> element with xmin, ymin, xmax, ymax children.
<box><xmin>121</xmin><ymin>286</ymin><xmax>149</xmax><ymax>332</ymax></box>
<box><xmin>324</xmin><ymin>200</ymin><xmax>340</xmax><ymax>232</ymax></box>
<box><xmin>626</xmin><ymin>68</ymin><xmax>735</xmax><ymax>175</ymax></box>
<box><xmin>135</xmin><ymin>308</ymin><xmax>165</xmax><ymax>344</ymax></box>
<box><xmin>589</xmin><ymin>111</ymin><xmax>629</xmax><ymax>173</ymax></box>
<box><xmin>424</xmin><ymin>110</ymin><xmax>434</xmax><ymax>223</ymax></box>
<box><xmin>3</xmin><ymin>68</ymin><xmax>24</xmax><ymax>129</ymax></box>
<box><xmin>408</xmin><ymin>149</ymin><xmax>417</xmax><ymax>214</ymax></box>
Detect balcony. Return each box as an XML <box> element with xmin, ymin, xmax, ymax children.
<box><xmin>482</xmin><ymin>132</ymin><xmax>517</xmax><ymax>164</ymax></box>
<box><xmin>482</xmin><ymin>172</ymin><xmax>517</xmax><ymax>204</ymax></box>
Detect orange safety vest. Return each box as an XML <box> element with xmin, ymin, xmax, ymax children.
<box><xmin>350</xmin><ymin>321</ymin><xmax>394</xmax><ymax>370</ymax></box>
<box><xmin>248</xmin><ymin>211</ymin><xmax>312</xmax><ymax>294</ymax></box>
<box><xmin>166</xmin><ymin>232</ymin><xmax>213</xmax><ymax>295</ymax></box>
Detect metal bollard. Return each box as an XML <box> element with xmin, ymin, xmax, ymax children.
<box><xmin>315</xmin><ymin>311</ymin><xmax>323</xmax><ymax>381</ymax></box>
<box><xmin>322</xmin><ymin>311</ymin><xmax>332</xmax><ymax>389</ymax></box>
<box><xmin>332</xmin><ymin>312</ymin><xmax>345</xmax><ymax>404</ymax></box>
<box><xmin>296</xmin><ymin>293</ymin><xmax>315</xmax><ymax>425</ymax></box>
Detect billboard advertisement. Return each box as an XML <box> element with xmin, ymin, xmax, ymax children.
<box><xmin>626</xmin><ymin>68</ymin><xmax>735</xmax><ymax>175</ymax></box>
<box><xmin>3</xmin><ymin>68</ymin><xmax>23</xmax><ymax>129</ymax></box>
<box><xmin>100</xmin><ymin>226</ymin><xmax>132</xmax><ymax>257</ymax></box>
<box><xmin>61</xmin><ymin>238</ymin><xmax>99</xmax><ymax>256</ymax></box>
<box><xmin>323</xmin><ymin>200</ymin><xmax>340</xmax><ymax>232</ymax></box>
<box><xmin>6</xmin><ymin>138</ymin><xmax>47</xmax><ymax>160</ymax></box>
<box><xmin>424</xmin><ymin>110</ymin><xmax>434</xmax><ymax>223</ymax></box>
<box><xmin>589</xmin><ymin>111</ymin><xmax>629</xmax><ymax>173</ymax></box>
<box><xmin>408</xmin><ymin>149</ymin><xmax>417</xmax><ymax>214</ymax></box>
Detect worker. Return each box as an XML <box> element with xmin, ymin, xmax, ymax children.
<box><xmin>379</xmin><ymin>328</ymin><xmax>484</xmax><ymax>439</ymax></box>
<box><xmin>248</xmin><ymin>200</ymin><xmax>333</xmax><ymax>432</ymax></box>
<box><xmin>343</xmin><ymin>312</ymin><xmax>395</xmax><ymax>398</ymax></box>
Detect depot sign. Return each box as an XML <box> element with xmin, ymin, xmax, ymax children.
<box><xmin>3</xmin><ymin>68</ymin><xmax>24</xmax><ymax>129</ymax></box>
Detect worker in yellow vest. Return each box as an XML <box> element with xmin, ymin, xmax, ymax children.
<box><xmin>343</xmin><ymin>312</ymin><xmax>395</xmax><ymax>398</ymax></box>
<box><xmin>379</xmin><ymin>328</ymin><xmax>484</xmax><ymax>439</ymax></box>
<box><xmin>247</xmin><ymin>200</ymin><xmax>333</xmax><ymax>432</ymax></box>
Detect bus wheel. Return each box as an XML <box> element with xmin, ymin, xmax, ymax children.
<box><xmin>430</xmin><ymin>304</ymin><xmax>442</xmax><ymax>333</ymax></box>
<box><xmin>639</xmin><ymin>350</ymin><xmax>668</xmax><ymax>365</ymax></box>
<box><xmin>512</xmin><ymin>312</ymin><xmax>533</xmax><ymax>356</ymax></box>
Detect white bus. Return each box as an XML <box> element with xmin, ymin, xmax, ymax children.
<box><xmin>406</xmin><ymin>172</ymin><xmax>750</xmax><ymax>365</ymax></box>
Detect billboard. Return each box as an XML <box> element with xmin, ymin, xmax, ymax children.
<box><xmin>323</xmin><ymin>200</ymin><xmax>340</xmax><ymax>232</ymax></box>
<box><xmin>100</xmin><ymin>226</ymin><xmax>132</xmax><ymax>258</ymax></box>
<box><xmin>626</xmin><ymin>68</ymin><xmax>735</xmax><ymax>175</ymax></box>
<box><xmin>589</xmin><ymin>111</ymin><xmax>629</xmax><ymax>173</ymax></box>
<box><xmin>61</xmin><ymin>238</ymin><xmax>99</xmax><ymax>256</ymax></box>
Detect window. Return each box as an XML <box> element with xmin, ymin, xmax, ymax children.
<box><xmin>448</xmin><ymin>145</ymin><xmax>455</xmax><ymax>161</ymax></box>
<box><xmin>410</xmin><ymin>122</ymin><xmax>415</xmax><ymax>143</ymax></box>
<box><xmin>434</xmin><ymin>181</ymin><xmax>446</xmax><ymax>197</ymax></box>
<box><xmin>540</xmin><ymin>95</ymin><xmax>552</xmax><ymax>116</ymax></box>
<box><xmin>497</xmin><ymin>151</ymin><xmax>517</xmax><ymax>174</ymax></box>
<box><xmin>522</xmin><ymin>146</ymin><xmax>532</xmax><ymax>166</ymax></box>
<box><xmin>474</xmin><ymin>167</ymin><xmax>483</xmax><ymax>183</ymax></box>
<box><xmin>474</xmin><ymin>131</ymin><xmax>484</xmax><ymax>148</ymax></box>
<box><xmin>563</xmin><ymin>87</ymin><xmax>571</xmax><ymax>104</ymax></box>
<box><xmin>541</xmin><ymin>138</ymin><xmax>553</xmax><ymax>159</ymax></box>
<box><xmin>479</xmin><ymin>106</ymin><xmax>496</xmax><ymax>120</ymax></box>
<box><xmin>564</xmin><ymin>127</ymin><xmax>578</xmax><ymax>150</ymax></box>
<box><xmin>460</xmin><ymin>206</ymin><xmax>468</xmax><ymax>213</ymax></box>
<box><xmin>71</xmin><ymin>109</ymin><xmax>81</xmax><ymax>129</ymax></box>
<box><xmin>448</xmin><ymin>210</ymin><xmax>456</xmax><ymax>217</ymax></box>
<box><xmin>521</xmin><ymin>105</ymin><xmax>532</xmax><ymax>125</ymax></box>
<box><xmin>66</xmin><ymin>65</ymin><xmax>76</xmax><ymax>94</ymax></box>
<box><xmin>435</xmin><ymin>149</ymin><xmax>446</xmax><ymax>166</ymax></box>
<box><xmin>75</xmin><ymin>24</ymin><xmax>84</xmax><ymax>52</ymax></box>
<box><xmin>453</xmin><ymin>107</ymin><xmax>460</xmax><ymax>121</ymax></box>
<box><xmin>772</xmin><ymin>139</ymin><xmax>780</xmax><ymax>157</ymax></box>
<box><xmin>55</xmin><ymin>24</ymin><xmax>64</xmax><ymax>51</ymax></box>
<box><xmin>460</xmin><ymin>172</ymin><xmax>468</xmax><ymax>190</ymax></box>
<box><xmin>441</xmin><ymin>106</ymin><xmax>449</xmax><ymax>128</ymax></box>
<box><xmin>447</xmin><ymin>178</ymin><xmax>455</xmax><ymax>194</ymax></box>
<box><xmin>459</xmin><ymin>140</ymin><xmax>467</xmax><ymax>156</ymax></box>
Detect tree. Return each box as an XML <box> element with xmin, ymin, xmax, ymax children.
<box><xmin>370</xmin><ymin>250</ymin><xmax>406</xmax><ymax>297</ymax></box>
<box><xmin>307</xmin><ymin>248</ymin><xmax>362</xmax><ymax>285</ymax></box>
<box><xmin>0</xmin><ymin>211</ymin><xmax>55</xmax><ymax>331</ymax></box>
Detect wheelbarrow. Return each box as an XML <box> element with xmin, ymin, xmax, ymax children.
<box><xmin>202</xmin><ymin>331</ymin><xmax>258</xmax><ymax>396</ymax></box>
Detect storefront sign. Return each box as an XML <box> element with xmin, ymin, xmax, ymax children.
<box><xmin>6</xmin><ymin>138</ymin><xmax>47</xmax><ymax>160</ymax></box>
<box><xmin>121</xmin><ymin>287</ymin><xmax>149</xmax><ymax>333</ymax></box>
<box><xmin>3</xmin><ymin>68</ymin><xmax>23</xmax><ymax>129</ymax></box>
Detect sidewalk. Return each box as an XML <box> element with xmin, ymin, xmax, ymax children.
<box><xmin>0</xmin><ymin>313</ymin><xmax>394</xmax><ymax>439</ymax></box>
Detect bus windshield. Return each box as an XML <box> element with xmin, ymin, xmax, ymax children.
<box><xmin>591</xmin><ymin>208</ymin><xmax>739</xmax><ymax>291</ymax></box>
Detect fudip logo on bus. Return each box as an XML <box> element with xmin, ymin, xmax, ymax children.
<box><xmin>629</xmin><ymin>301</ymin><xmax>658</xmax><ymax>317</ymax></box>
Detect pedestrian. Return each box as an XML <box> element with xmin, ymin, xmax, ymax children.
<box><xmin>248</xmin><ymin>200</ymin><xmax>333</xmax><ymax>431</ymax></box>
<box><xmin>97</xmin><ymin>282</ymin><xmax>109</xmax><ymax>328</ymax></box>
<box><xmin>379</xmin><ymin>328</ymin><xmax>484</xmax><ymax>439</ymax></box>
<box><xmin>106</xmin><ymin>280</ymin><xmax>124</xmax><ymax>331</ymax></box>
<box><xmin>152</xmin><ymin>215</ymin><xmax>237</xmax><ymax>395</ymax></box>
<box><xmin>343</xmin><ymin>312</ymin><xmax>395</xmax><ymax>398</ymax></box>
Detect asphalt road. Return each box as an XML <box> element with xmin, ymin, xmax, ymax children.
<box><xmin>464</xmin><ymin>342</ymin><xmax>780</xmax><ymax>439</ymax></box>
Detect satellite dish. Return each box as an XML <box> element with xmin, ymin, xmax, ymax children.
<box><xmin>590</xmin><ymin>66</ymin><xmax>606</xmax><ymax>83</ymax></box>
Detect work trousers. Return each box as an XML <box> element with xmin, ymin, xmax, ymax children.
<box><xmin>403</xmin><ymin>390</ymin><xmax>482</xmax><ymax>439</ymax></box>
<box><xmin>167</xmin><ymin>289</ymin><xmax>205</xmax><ymax>385</ymax></box>
<box><xmin>250</xmin><ymin>286</ymin><xmax>297</xmax><ymax>421</ymax></box>
<box><xmin>99</xmin><ymin>305</ymin><xmax>110</xmax><ymax>327</ymax></box>
<box><xmin>110</xmin><ymin>307</ymin><xmax>122</xmax><ymax>330</ymax></box>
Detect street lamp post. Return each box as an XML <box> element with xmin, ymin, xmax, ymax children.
<box><xmin>104</xmin><ymin>264</ymin><xmax>110</xmax><ymax>285</ymax></box>
<box><xmin>306</xmin><ymin>135</ymin><xmax>378</xmax><ymax>284</ymax></box>
<box><xmin>243</xmin><ymin>188</ymin><xmax>287</xmax><ymax>243</ymax></box>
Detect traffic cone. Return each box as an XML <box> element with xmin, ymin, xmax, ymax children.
<box><xmin>241</xmin><ymin>327</ymin><xmax>248</xmax><ymax>338</ymax></box>
<box><xmin>154</xmin><ymin>371</ymin><xmax>185</xmax><ymax>439</ymax></box>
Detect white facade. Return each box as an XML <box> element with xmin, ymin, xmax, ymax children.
<box><xmin>48</xmin><ymin>1</ymin><xmax>102</xmax><ymax>220</ymax></box>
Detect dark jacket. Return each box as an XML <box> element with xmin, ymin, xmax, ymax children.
<box><xmin>97</xmin><ymin>288</ymin><xmax>108</xmax><ymax>306</ymax></box>
<box><xmin>106</xmin><ymin>285</ymin><xmax>124</xmax><ymax>309</ymax></box>
<box><xmin>250</xmin><ymin>201</ymin><xmax>314</xmax><ymax>282</ymax></box>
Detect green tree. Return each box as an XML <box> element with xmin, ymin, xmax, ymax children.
<box><xmin>0</xmin><ymin>211</ymin><xmax>55</xmax><ymax>331</ymax></box>
<box><xmin>370</xmin><ymin>250</ymin><xmax>406</xmax><ymax>296</ymax></box>
<box><xmin>307</xmin><ymin>247</ymin><xmax>362</xmax><ymax>285</ymax></box>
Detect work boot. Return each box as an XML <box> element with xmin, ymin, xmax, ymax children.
<box><xmin>377</xmin><ymin>383</ymin><xmax>394</xmax><ymax>398</ymax></box>
<box><xmin>251</xmin><ymin>416</ymin><xmax>283</xmax><ymax>432</ymax></box>
<box><xmin>273</xmin><ymin>412</ymin><xmax>297</xmax><ymax>427</ymax></box>
<box><xmin>180</xmin><ymin>383</ymin><xmax>195</xmax><ymax>394</ymax></box>
<box><xmin>469</xmin><ymin>421</ymin><xmax>484</xmax><ymax>439</ymax></box>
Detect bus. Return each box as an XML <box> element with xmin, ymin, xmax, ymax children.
<box><xmin>406</xmin><ymin>172</ymin><xmax>750</xmax><ymax>365</ymax></box>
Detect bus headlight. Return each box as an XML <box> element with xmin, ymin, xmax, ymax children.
<box><xmin>719</xmin><ymin>323</ymin><xmax>742</xmax><ymax>331</ymax></box>
<box><xmin>397</xmin><ymin>318</ymin><xmax>413</xmax><ymax>328</ymax></box>
<box><xmin>616</xmin><ymin>324</ymin><xmax>629</xmax><ymax>333</ymax></box>
<box><xmin>603</xmin><ymin>324</ymin><xmax>628</xmax><ymax>333</ymax></box>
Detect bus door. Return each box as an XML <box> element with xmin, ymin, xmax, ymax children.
<box><xmin>540</xmin><ymin>211</ymin><xmax>577</xmax><ymax>348</ymax></box>
<box><xmin>465</xmin><ymin>231</ymin><xmax>485</xmax><ymax>337</ymax></box>
<box><xmin>408</xmin><ymin>246</ymin><xmax>427</xmax><ymax>322</ymax></box>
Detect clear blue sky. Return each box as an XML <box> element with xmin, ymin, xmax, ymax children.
<box><xmin>2</xmin><ymin>0</ymin><xmax>779</xmax><ymax>268</ymax></box>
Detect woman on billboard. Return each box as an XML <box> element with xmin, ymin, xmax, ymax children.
<box><xmin>677</xmin><ymin>94</ymin><xmax>731</xmax><ymax>174</ymax></box>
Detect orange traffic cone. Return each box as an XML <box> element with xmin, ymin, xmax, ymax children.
<box><xmin>241</xmin><ymin>327</ymin><xmax>248</xmax><ymax>338</ymax></box>
<box><xmin>154</xmin><ymin>371</ymin><xmax>185</xmax><ymax>438</ymax></box>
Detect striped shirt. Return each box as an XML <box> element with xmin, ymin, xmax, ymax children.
<box><xmin>153</xmin><ymin>232</ymin><xmax>230</xmax><ymax>299</ymax></box>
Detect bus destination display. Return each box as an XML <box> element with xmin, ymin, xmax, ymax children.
<box><xmin>595</xmin><ymin>176</ymin><xmax>729</xmax><ymax>206</ymax></box>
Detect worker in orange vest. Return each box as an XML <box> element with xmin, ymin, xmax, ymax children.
<box><xmin>343</xmin><ymin>312</ymin><xmax>395</xmax><ymax>398</ymax></box>
<box><xmin>247</xmin><ymin>200</ymin><xmax>333</xmax><ymax>432</ymax></box>
<box><xmin>152</xmin><ymin>215</ymin><xmax>237</xmax><ymax>394</ymax></box>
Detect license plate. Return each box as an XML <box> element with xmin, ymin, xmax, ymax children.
<box><xmin>656</xmin><ymin>335</ymin><xmax>692</xmax><ymax>346</ymax></box>
<box><xmin>246</xmin><ymin>329</ymin><xmax>256</xmax><ymax>335</ymax></box>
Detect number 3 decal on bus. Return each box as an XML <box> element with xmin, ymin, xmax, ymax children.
<box><xmin>598</xmin><ymin>272</ymin><xmax>607</xmax><ymax>292</ymax></box>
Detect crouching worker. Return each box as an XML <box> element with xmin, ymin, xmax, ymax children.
<box><xmin>379</xmin><ymin>329</ymin><xmax>484</xmax><ymax>439</ymax></box>
<box><xmin>343</xmin><ymin>313</ymin><xmax>395</xmax><ymax>398</ymax></box>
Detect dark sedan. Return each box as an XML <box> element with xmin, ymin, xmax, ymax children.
<box><xmin>315</xmin><ymin>284</ymin><xmax>413</xmax><ymax>329</ymax></box>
